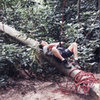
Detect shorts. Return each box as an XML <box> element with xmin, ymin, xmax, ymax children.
<box><xmin>61</xmin><ymin>49</ymin><xmax>73</xmax><ymax>58</ymax></box>
<box><xmin>57</xmin><ymin>47</ymin><xmax>73</xmax><ymax>58</ymax></box>
<box><xmin>52</xmin><ymin>46</ymin><xmax>73</xmax><ymax>62</ymax></box>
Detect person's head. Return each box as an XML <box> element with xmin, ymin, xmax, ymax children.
<box><xmin>40</xmin><ymin>40</ymin><xmax>48</xmax><ymax>46</ymax></box>
<box><xmin>39</xmin><ymin>40</ymin><xmax>48</xmax><ymax>49</ymax></box>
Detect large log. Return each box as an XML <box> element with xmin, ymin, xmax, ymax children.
<box><xmin>0</xmin><ymin>22</ymin><xmax>39</xmax><ymax>48</ymax></box>
<box><xmin>0</xmin><ymin>22</ymin><xmax>75</xmax><ymax>75</ymax></box>
<box><xmin>0</xmin><ymin>22</ymin><xmax>100</xmax><ymax>96</ymax></box>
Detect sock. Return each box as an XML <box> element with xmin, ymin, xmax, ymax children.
<box><xmin>62</xmin><ymin>58</ymin><xmax>65</xmax><ymax>61</ymax></box>
<box><xmin>75</xmin><ymin>57</ymin><xmax>78</xmax><ymax>60</ymax></box>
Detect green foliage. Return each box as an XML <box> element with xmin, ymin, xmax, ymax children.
<box><xmin>0</xmin><ymin>0</ymin><xmax>100</xmax><ymax>85</ymax></box>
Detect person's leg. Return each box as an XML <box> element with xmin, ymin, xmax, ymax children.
<box><xmin>68</xmin><ymin>42</ymin><xmax>78</xmax><ymax>60</ymax></box>
<box><xmin>52</xmin><ymin>47</ymin><xmax>71</xmax><ymax>69</ymax></box>
<box><xmin>51</xmin><ymin>47</ymin><xmax>65</xmax><ymax>61</ymax></box>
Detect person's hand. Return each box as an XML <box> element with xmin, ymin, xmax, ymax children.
<box><xmin>60</xmin><ymin>41</ymin><xmax>64</xmax><ymax>44</ymax></box>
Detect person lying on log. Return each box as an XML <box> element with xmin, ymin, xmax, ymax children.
<box><xmin>39</xmin><ymin>40</ymin><xmax>79</xmax><ymax>69</ymax></box>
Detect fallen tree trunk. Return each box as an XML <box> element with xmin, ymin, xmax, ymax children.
<box><xmin>0</xmin><ymin>22</ymin><xmax>39</xmax><ymax>48</ymax></box>
<box><xmin>0</xmin><ymin>22</ymin><xmax>71</xmax><ymax>76</ymax></box>
<box><xmin>0</xmin><ymin>22</ymin><xmax>100</xmax><ymax>96</ymax></box>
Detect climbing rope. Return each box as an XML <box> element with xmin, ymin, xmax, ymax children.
<box><xmin>56</xmin><ymin>61</ymin><xmax>100</xmax><ymax>94</ymax></box>
<box><xmin>68</xmin><ymin>66</ymin><xmax>100</xmax><ymax>94</ymax></box>
<box><xmin>71</xmin><ymin>69</ymin><xmax>97</xmax><ymax>94</ymax></box>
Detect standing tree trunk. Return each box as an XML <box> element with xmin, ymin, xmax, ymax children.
<box><xmin>77</xmin><ymin>0</ymin><xmax>81</xmax><ymax>22</ymax></box>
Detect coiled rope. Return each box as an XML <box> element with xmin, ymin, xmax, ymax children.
<box><xmin>56</xmin><ymin>63</ymin><xmax>100</xmax><ymax>94</ymax></box>
<box><xmin>68</xmin><ymin>69</ymin><xmax>98</xmax><ymax>94</ymax></box>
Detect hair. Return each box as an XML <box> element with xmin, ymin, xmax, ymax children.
<box><xmin>39</xmin><ymin>40</ymin><xmax>48</xmax><ymax>49</ymax></box>
<box><xmin>39</xmin><ymin>44</ymin><xmax>43</xmax><ymax>49</ymax></box>
<box><xmin>39</xmin><ymin>40</ymin><xmax>43</xmax><ymax>49</ymax></box>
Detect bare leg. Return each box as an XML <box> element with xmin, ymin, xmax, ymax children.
<box><xmin>52</xmin><ymin>46</ymin><xmax>71</xmax><ymax>69</ymax></box>
<box><xmin>68</xmin><ymin>42</ymin><xmax>78</xmax><ymax>59</ymax></box>
<box><xmin>52</xmin><ymin>47</ymin><xmax>65</xmax><ymax>61</ymax></box>
<box><xmin>51</xmin><ymin>42</ymin><xmax>78</xmax><ymax>61</ymax></box>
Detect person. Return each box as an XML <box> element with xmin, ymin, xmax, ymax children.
<box><xmin>40</xmin><ymin>40</ymin><xmax>79</xmax><ymax>69</ymax></box>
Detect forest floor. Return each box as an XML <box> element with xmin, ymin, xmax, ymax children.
<box><xmin>0</xmin><ymin>73</ymin><xmax>100</xmax><ymax>100</ymax></box>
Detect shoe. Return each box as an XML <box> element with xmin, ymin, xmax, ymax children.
<box><xmin>74</xmin><ymin>60</ymin><xmax>79</xmax><ymax>64</ymax></box>
<box><xmin>73</xmin><ymin>60</ymin><xmax>81</xmax><ymax>69</ymax></box>
<box><xmin>62</xmin><ymin>59</ymin><xmax>71</xmax><ymax>69</ymax></box>
<box><xmin>62</xmin><ymin>59</ymin><xmax>68</xmax><ymax>64</ymax></box>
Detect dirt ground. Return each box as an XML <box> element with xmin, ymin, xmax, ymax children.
<box><xmin>0</xmin><ymin>73</ymin><xmax>100</xmax><ymax>100</ymax></box>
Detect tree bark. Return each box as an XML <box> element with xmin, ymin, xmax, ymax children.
<box><xmin>77</xmin><ymin>0</ymin><xmax>81</xmax><ymax>22</ymax></box>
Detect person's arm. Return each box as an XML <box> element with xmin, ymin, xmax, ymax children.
<box><xmin>47</xmin><ymin>43</ymin><xmax>58</xmax><ymax>48</ymax></box>
<box><xmin>47</xmin><ymin>42</ymin><xmax>64</xmax><ymax>49</ymax></box>
<box><xmin>42</xmin><ymin>43</ymin><xmax>58</xmax><ymax>54</ymax></box>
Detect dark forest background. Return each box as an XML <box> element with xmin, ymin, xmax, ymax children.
<box><xmin>0</xmin><ymin>0</ymin><xmax>100</xmax><ymax>87</ymax></box>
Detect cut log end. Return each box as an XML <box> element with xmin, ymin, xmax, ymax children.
<box><xmin>91</xmin><ymin>83</ymin><xmax>100</xmax><ymax>98</ymax></box>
